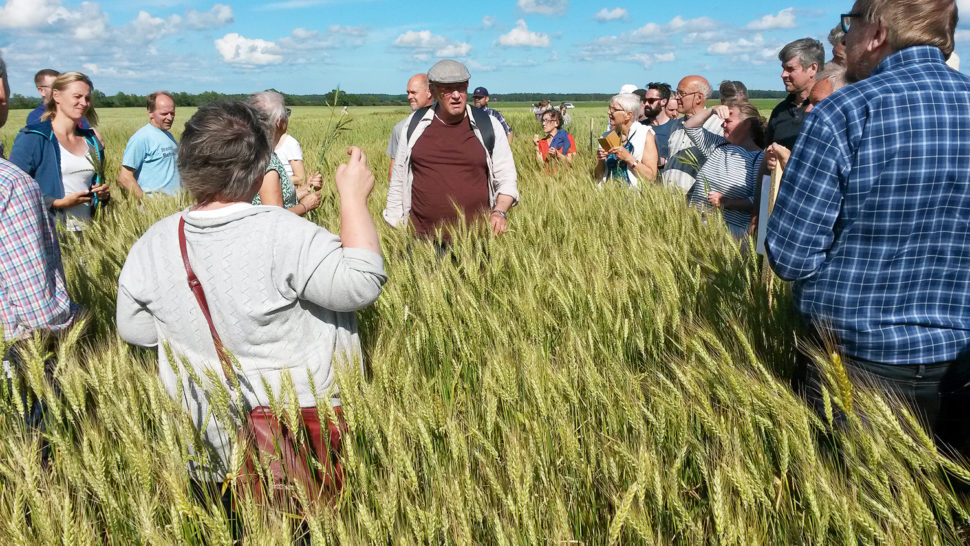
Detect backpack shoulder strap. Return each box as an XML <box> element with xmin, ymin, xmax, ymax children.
<box><xmin>470</xmin><ymin>107</ymin><xmax>495</xmax><ymax>156</ymax></box>
<box><xmin>406</xmin><ymin>106</ymin><xmax>431</xmax><ymax>145</ymax></box>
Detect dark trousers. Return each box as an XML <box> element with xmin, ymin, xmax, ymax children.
<box><xmin>797</xmin><ymin>325</ymin><xmax>970</xmax><ymax>454</ymax></box>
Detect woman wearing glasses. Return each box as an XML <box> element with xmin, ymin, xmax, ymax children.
<box><xmin>533</xmin><ymin>109</ymin><xmax>576</xmax><ymax>168</ymax></box>
<box><xmin>595</xmin><ymin>93</ymin><xmax>659</xmax><ymax>187</ymax></box>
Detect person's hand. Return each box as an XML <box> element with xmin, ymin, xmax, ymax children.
<box><xmin>533</xmin><ymin>134</ymin><xmax>541</xmax><ymax>145</ymax></box>
<box><xmin>766</xmin><ymin>143</ymin><xmax>791</xmax><ymax>172</ymax></box>
<box><xmin>712</xmin><ymin>104</ymin><xmax>730</xmax><ymax>120</ymax></box>
<box><xmin>608</xmin><ymin>146</ymin><xmax>633</xmax><ymax>164</ymax></box>
<box><xmin>708</xmin><ymin>191</ymin><xmax>724</xmax><ymax>208</ymax></box>
<box><xmin>489</xmin><ymin>211</ymin><xmax>509</xmax><ymax>236</ymax></box>
<box><xmin>334</xmin><ymin>146</ymin><xmax>374</xmax><ymax>203</ymax></box>
<box><xmin>91</xmin><ymin>183</ymin><xmax>110</xmax><ymax>199</ymax></box>
<box><xmin>307</xmin><ymin>172</ymin><xmax>323</xmax><ymax>191</ymax></box>
<box><xmin>596</xmin><ymin>147</ymin><xmax>609</xmax><ymax>161</ymax></box>
<box><xmin>547</xmin><ymin>147</ymin><xmax>560</xmax><ymax>160</ymax></box>
<box><xmin>53</xmin><ymin>191</ymin><xmax>92</xmax><ymax>208</ymax></box>
<box><xmin>300</xmin><ymin>192</ymin><xmax>322</xmax><ymax>213</ymax></box>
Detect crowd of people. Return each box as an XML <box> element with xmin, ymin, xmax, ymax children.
<box><xmin>2</xmin><ymin>0</ymin><xmax>970</xmax><ymax>518</ymax></box>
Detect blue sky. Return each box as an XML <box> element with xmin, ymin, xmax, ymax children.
<box><xmin>1</xmin><ymin>0</ymin><xmax>969</xmax><ymax>96</ymax></box>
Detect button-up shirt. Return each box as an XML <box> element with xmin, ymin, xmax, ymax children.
<box><xmin>766</xmin><ymin>46</ymin><xmax>970</xmax><ymax>365</ymax></box>
<box><xmin>0</xmin><ymin>159</ymin><xmax>74</xmax><ymax>341</ymax></box>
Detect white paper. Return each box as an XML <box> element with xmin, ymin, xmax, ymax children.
<box><xmin>756</xmin><ymin>174</ymin><xmax>772</xmax><ymax>255</ymax></box>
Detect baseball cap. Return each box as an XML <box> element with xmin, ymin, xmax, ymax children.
<box><xmin>428</xmin><ymin>60</ymin><xmax>471</xmax><ymax>84</ymax></box>
<box><xmin>472</xmin><ymin>86</ymin><xmax>489</xmax><ymax>98</ymax></box>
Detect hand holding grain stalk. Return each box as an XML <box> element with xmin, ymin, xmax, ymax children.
<box><xmin>335</xmin><ymin>146</ymin><xmax>379</xmax><ymax>254</ymax></box>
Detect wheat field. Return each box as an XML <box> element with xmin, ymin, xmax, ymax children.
<box><xmin>1</xmin><ymin>104</ymin><xmax>969</xmax><ymax>543</ymax></box>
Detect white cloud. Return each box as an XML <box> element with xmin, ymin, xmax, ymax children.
<box><xmin>578</xmin><ymin>15</ymin><xmax>719</xmax><ymax>61</ymax></box>
<box><xmin>665</xmin><ymin>16</ymin><xmax>719</xmax><ymax>33</ymax></box>
<box><xmin>394</xmin><ymin>30</ymin><xmax>469</xmax><ymax>58</ymax></box>
<box><xmin>0</xmin><ymin>0</ymin><xmax>60</xmax><ymax>28</ymax></box>
<box><xmin>394</xmin><ymin>30</ymin><xmax>447</xmax><ymax>49</ymax></box>
<box><xmin>498</xmin><ymin>19</ymin><xmax>550</xmax><ymax>47</ymax></box>
<box><xmin>184</xmin><ymin>4</ymin><xmax>234</xmax><ymax>29</ymax></box>
<box><xmin>467</xmin><ymin>59</ymin><xmax>495</xmax><ymax>71</ymax></box>
<box><xmin>127</xmin><ymin>11</ymin><xmax>180</xmax><ymax>42</ymax></box>
<box><xmin>517</xmin><ymin>0</ymin><xmax>567</xmax><ymax>16</ymax></box>
<box><xmin>435</xmin><ymin>42</ymin><xmax>472</xmax><ymax>57</ymax></box>
<box><xmin>82</xmin><ymin>62</ymin><xmax>100</xmax><ymax>75</ymax></box>
<box><xmin>957</xmin><ymin>29</ymin><xmax>970</xmax><ymax>41</ymax></box>
<box><xmin>482</xmin><ymin>16</ymin><xmax>496</xmax><ymax>28</ymax></box>
<box><xmin>630</xmin><ymin>52</ymin><xmax>676</xmax><ymax>69</ymax></box>
<box><xmin>215</xmin><ymin>33</ymin><xmax>283</xmax><ymax>65</ymax></box>
<box><xmin>48</xmin><ymin>2</ymin><xmax>110</xmax><ymax>41</ymax></box>
<box><xmin>594</xmin><ymin>7</ymin><xmax>626</xmax><ymax>21</ymax></box>
<box><xmin>707</xmin><ymin>34</ymin><xmax>782</xmax><ymax>64</ymax></box>
<box><xmin>745</xmin><ymin>8</ymin><xmax>796</xmax><ymax>30</ymax></box>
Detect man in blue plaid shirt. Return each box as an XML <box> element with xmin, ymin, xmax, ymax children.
<box><xmin>766</xmin><ymin>0</ymin><xmax>967</xmax><ymax>434</ymax></box>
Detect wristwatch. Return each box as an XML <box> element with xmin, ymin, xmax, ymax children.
<box><xmin>490</xmin><ymin>209</ymin><xmax>508</xmax><ymax>219</ymax></box>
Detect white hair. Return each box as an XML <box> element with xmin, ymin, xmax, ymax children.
<box><xmin>611</xmin><ymin>93</ymin><xmax>642</xmax><ymax>116</ymax></box>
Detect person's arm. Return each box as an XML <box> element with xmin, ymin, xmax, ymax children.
<box><xmin>117</xmin><ymin>166</ymin><xmax>144</xmax><ymax>198</ymax></box>
<box><xmin>287</xmin><ymin>191</ymin><xmax>321</xmax><ymax>216</ymax></box>
<box><xmin>0</xmin><ymin>65</ymin><xmax>8</xmax><ymax>129</ymax></box>
<box><xmin>765</xmin><ymin>116</ymin><xmax>844</xmax><ymax>281</ymax></box>
<box><xmin>0</xmin><ymin>179</ymin><xmax>74</xmax><ymax>336</ymax></box>
<box><xmin>487</xmin><ymin>117</ymin><xmax>519</xmax><ymax>227</ymax></box>
<box><xmin>634</xmin><ymin>132</ymin><xmax>658</xmax><ymax>182</ymax></box>
<box><xmin>489</xmin><ymin>193</ymin><xmax>515</xmax><ymax>235</ymax></box>
<box><xmin>707</xmin><ymin>193</ymin><xmax>754</xmax><ymax>212</ymax></box>
<box><xmin>257</xmin><ymin>171</ymin><xmax>284</xmax><ymax>207</ymax></box>
<box><xmin>289</xmin><ymin>160</ymin><xmax>306</xmax><ymax>188</ymax></box>
<box><xmin>533</xmin><ymin>135</ymin><xmax>545</xmax><ymax>164</ymax></box>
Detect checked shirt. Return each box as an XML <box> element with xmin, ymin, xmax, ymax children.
<box><xmin>0</xmin><ymin>158</ymin><xmax>74</xmax><ymax>342</ymax></box>
<box><xmin>766</xmin><ymin>46</ymin><xmax>970</xmax><ymax>365</ymax></box>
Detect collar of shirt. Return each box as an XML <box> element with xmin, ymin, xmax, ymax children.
<box><xmin>871</xmin><ymin>45</ymin><xmax>946</xmax><ymax>77</ymax></box>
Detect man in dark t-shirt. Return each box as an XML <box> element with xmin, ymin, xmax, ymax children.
<box><xmin>383</xmin><ymin>59</ymin><xmax>519</xmax><ymax>240</ymax></box>
<box><xmin>764</xmin><ymin>38</ymin><xmax>824</xmax><ymax>150</ymax></box>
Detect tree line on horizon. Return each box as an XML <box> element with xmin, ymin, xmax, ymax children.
<box><xmin>5</xmin><ymin>88</ymin><xmax>789</xmax><ymax>110</ymax></box>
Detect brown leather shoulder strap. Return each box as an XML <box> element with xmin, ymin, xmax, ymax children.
<box><xmin>179</xmin><ymin>215</ymin><xmax>235</xmax><ymax>382</ymax></box>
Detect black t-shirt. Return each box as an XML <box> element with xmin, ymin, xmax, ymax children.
<box><xmin>765</xmin><ymin>94</ymin><xmax>809</xmax><ymax>150</ymax></box>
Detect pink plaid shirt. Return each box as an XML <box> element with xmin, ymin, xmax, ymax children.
<box><xmin>0</xmin><ymin>158</ymin><xmax>74</xmax><ymax>341</ymax></box>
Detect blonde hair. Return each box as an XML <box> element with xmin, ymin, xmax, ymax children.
<box><xmin>724</xmin><ymin>101</ymin><xmax>766</xmax><ymax>148</ymax></box>
<box><xmin>855</xmin><ymin>0</ymin><xmax>957</xmax><ymax>56</ymax></box>
<box><xmin>42</xmin><ymin>72</ymin><xmax>98</xmax><ymax>126</ymax></box>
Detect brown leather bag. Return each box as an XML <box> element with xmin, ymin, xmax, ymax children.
<box><xmin>178</xmin><ymin>216</ymin><xmax>345</xmax><ymax>506</ymax></box>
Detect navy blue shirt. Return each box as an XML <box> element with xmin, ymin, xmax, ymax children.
<box><xmin>766</xmin><ymin>46</ymin><xmax>970</xmax><ymax>364</ymax></box>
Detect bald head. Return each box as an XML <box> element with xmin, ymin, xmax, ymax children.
<box><xmin>676</xmin><ymin>75</ymin><xmax>711</xmax><ymax>117</ymax></box>
<box><xmin>407</xmin><ymin>73</ymin><xmax>432</xmax><ymax>111</ymax></box>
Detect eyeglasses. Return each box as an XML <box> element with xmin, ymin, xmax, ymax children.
<box><xmin>607</xmin><ymin>106</ymin><xmax>625</xmax><ymax>114</ymax></box>
<box><xmin>541</xmin><ymin>118</ymin><xmax>557</xmax><ymax>124</ymax></box>
<box><xmin>840</xmin><ymin>12</ymin><xmax>861</xmax><ymax>33</ymax></box>
<box><xmin>437</xmin><ymin>83</ymin><xmax>468</xmax><ymax>95</ymax></box>
<box><xmin>675</xmin><ymin>89</ymin><xmax>699</xmax><ymax>98</ymax></box>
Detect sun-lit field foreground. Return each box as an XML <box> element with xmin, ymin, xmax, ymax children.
<box><xmin>2</xmin><ymin>104</ymin><xmax>970</xmax><ymax>543</ymax></box>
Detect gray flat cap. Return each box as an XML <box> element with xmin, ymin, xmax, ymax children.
<box><xmin>428</xmin><ymin>59</ymin><xmax>470</xmax><ymax>84</ymax></box>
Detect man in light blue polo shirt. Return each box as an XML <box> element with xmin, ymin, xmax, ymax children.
<box><xmin>118</xmin><ymin>92</ymin><xmax>180</xmax><ymax>197</ymax></box>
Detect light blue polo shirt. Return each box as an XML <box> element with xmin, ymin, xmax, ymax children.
<box><xmin>122</xmin><ymin>124</ymin><xmax>181</xmax><ymax>195</ymax></box>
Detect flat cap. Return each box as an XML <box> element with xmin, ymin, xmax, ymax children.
<box><xmin>428</xmin><ymin>59</ymin><xmax>471</xmax><ymax>84</ymax></box>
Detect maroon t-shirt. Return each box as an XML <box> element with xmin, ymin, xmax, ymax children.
<box><xmin>409</xmin><ymin>114</ymin><xmax>489</xmax><ymax>239</ymax></box>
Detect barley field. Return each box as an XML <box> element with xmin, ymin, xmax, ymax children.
<box><xmin>1</xmin><ymin>103</ymin><xmax>969</xmax><ymax>543</ymax></box>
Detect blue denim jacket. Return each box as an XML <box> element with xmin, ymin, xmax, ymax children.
<box><xmin>9</xmin><ymin>119</ymin><xmax>104</xmax><ymax>208</ymax></box>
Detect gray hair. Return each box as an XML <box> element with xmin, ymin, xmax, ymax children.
<box><xmin>178</xmin><ymin>100</ymin><xmax>273</xmax><ymax>205</ymax></box>
<box><xmin>828</xmin><ymin>24</ymin><xmax>845</xmax><ymax>47</ymax></box>
<box><xmin>247</xmin><ymin>90</ymin><xmax>287</xmax><ymax>128</ymax></box>
<box><xmin>695</xmin><ymin>78</ymin><xmax>712</xmax><ymax>99</ymax></box>
<box><xmin>778</xmin><ymin>38</ymin><xmax>825</xmax><ymax>71</ymax></box>
<box><xmin>818</xmin><ymin>63</ymin><xmax>846</xmax><ymax>92</ymax></box>
<box><xmin>611</xmin><ymin>93</ymin><xmax>642</xmax><ymax>116</ymax></box>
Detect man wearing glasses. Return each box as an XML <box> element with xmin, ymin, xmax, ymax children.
<box><xmin>641</xmin><ymin>83</ymin><xmax>675</xmax><ymax>170</ymax></box>
<box><xmin>765</xmin><ymin>38</ymin><xmax>824</xmax><ymax>151</ymax></box>
<box><xmin>663</xmin><ymin>75</ymin><xmax>723</xmax><ymax>194</ymax></box>
<box><xmin>383</xmin><ymin>59</ymin><xmax>518</xmax><ymax>240</ymax></box>
<box><xmin>766</xmin><ymin>0</ymin><xmax>970</xmax><ymax>444</ymax></box>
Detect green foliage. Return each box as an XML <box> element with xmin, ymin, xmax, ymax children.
<box><xmin>0</xmin><ymin>105</ymin><xmax>968</xmax><ymax>543</ymax></box>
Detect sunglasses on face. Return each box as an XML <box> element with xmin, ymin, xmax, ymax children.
<box><xmin>840</xmin><ymin>12</ymin><xmax>861</xmax><ymax>33</ymax></box>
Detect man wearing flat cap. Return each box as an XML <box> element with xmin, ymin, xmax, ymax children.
<box><xmin>473</xmin><ymin>86</ymin><xmax>513</xmax><ymax>140</ymax></box>
<box><xmin>384</xmin><ymin>59</ymin><xmax>518</xmax><ymax>240</ymax></box>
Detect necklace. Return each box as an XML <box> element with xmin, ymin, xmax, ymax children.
<box><xmin>434</xmin><ymin>111</ymin><xmax>465</xmax><ymax>125</ymax></box>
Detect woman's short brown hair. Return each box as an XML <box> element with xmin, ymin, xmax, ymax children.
<box><xmin>541</xmin><ymin>108</ymin><xmax>563</xmax><ymax>129</ymax></box>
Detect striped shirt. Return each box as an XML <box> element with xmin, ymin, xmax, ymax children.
<box><xmin>0</xmin><ymin>159</ymin><xmax>74</xmax><ymax>341</ymax></box>
<box><xmin>766</xmin><ymin>46</ymin><xmax>970</xmax><ymax>365</ymax></box>
<box><xmin>685</xmin><ymin>127</ymin><xmax>762</xmax><ymax>235</ymax></box>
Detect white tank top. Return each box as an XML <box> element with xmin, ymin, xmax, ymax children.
<box><xmin>58</xmin><ymin>142</ymin><xmax>95</xmax><ymax>230</ymax></box>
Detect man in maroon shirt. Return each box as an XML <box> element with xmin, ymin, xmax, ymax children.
<box><xmin>383</xmin><ymin>60</ymin><xmax>518</xmax><ymax>241</ymax></box>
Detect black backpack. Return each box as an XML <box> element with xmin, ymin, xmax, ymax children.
<box><xmin>406</xmin><ymin>105</ymin><xmax>495</xmax><ymax>156</ymax></box>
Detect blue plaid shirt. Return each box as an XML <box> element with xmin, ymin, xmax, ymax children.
<box><xmin>0</xmin><ymin>159</ymin><xmax>74</xmax><ymax>341</ymax></box>
<box><xmin>766</xmin><ymin>46</ymin><xmax>970</xmax><ymax>365</ymax></box>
